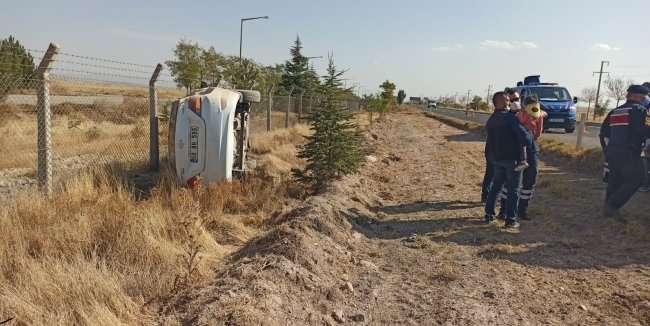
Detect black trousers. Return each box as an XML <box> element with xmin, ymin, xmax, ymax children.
<box><xmin>500</xmin><ymin>151</ymin><xmax>539</xmax><ymax>213</ymax></box>
<box><xmin>605</xmin><ymin>149</ymin><xmax>645</xmax><ymax>209</ymax></box>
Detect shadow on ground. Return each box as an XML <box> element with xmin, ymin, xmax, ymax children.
<box><xmin>371</xmin><ymin>200</ymin><xmax>483</xmax><ymax>215</ymax></box>
<box><xmin>347</xmin><ymin>197</ymin><xmax>650</xmax><ymax>270</ymax></box>
<box><xmin>444</xmin><ymin>132</ymin><xmax>485</xmax><ymax>143</ymax></box>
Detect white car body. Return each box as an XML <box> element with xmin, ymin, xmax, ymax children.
<box><xmin>169</xmin><ymin>87</ymin><xmax>242</xmax><ymax>186</ymax></box>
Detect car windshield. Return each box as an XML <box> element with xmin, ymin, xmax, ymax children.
<box><xmin>528</xmin><ymin>87</ymin><xmax>571</xmax><ymax>102</ymax></box>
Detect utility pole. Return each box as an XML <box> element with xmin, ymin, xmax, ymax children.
<box><xmin>466</xmin><ymin>89</ymin><xmax>471</xmax><ymax>107</ymax></box>
<box><xmin>593</xmin><ymin>60</ymin><xmax>610</xmax><ymax>110</ymax></box>
<box><xmin>485</xmin><ymin>85</ymin><xmax>492</xmax><ymax>109</ymax></box>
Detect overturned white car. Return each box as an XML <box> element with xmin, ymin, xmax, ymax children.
<box><xmin>168</xmin><ymin>87</ymin><xmax>260</xmax><ymax>187</ymax></box>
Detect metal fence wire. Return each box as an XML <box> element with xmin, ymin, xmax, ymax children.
<box><xmin>0</xmin><ymin>43</ymin><xmax>361</xmax><ymax>199</ymax></box>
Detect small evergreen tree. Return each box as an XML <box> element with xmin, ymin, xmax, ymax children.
<box><xmin>0</xmin><ymin>35</ymin><xmax>36</xmax><ymax>100</ymax></box>
<box><xmin>397</xmin><ymin>89</ymin><xmax>406</xmax><ymax>105</ymax></box>
<box><xmin>281</xmin><ymin>35</ymin><xmax>310</xmax><ymax>92</ymax></box>
<box><xmin>292</xmin><ymin>54</ymin><xmax>363</xmax><ymax>190</ymax></box>
<box><xmin>379</xmin><ymin>80</ymin><xmax>396</xmax><ymax>114</ymax></box>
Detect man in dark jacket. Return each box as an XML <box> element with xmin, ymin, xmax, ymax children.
<box><xmin>484</xmin><ymin>92</ymin><xmax>533</xmax><ymax>228</ymax></box>
<box><xmin>598</xmin><ymin>84</ymin><xmax>650</xmax><ymax>221</ymax></box>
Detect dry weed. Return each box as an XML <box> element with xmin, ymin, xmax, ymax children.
<box><xmin>0</xmin><ymin>121</ymin><xmax>306</xmax><ymax>324</ymax></box>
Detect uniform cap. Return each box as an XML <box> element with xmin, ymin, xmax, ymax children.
<box><xmin>627</xmin><ymin>84</ymin><xmax>650</xmax><ymax>94</ymax></box>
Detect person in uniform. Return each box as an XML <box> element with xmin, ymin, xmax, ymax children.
<box><xmin>598</xmin><ymin>84</ymin><xmax>650</xmax><ymax>221</ymax></box>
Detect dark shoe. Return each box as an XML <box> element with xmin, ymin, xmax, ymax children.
<box><xmin>504</xmin><ymin>221</ymin><xmax>520</xmax><ymax>229</ymax></box>
<box><xmin>484</xmin><ymin>214</ymin><xmax>496</xmax><ymax>224</ymax></box>
<box><xmin>601</xmin><ymin>205</ymin><xmax>628</xmax><ymax>224</ymax></box>
<box><xmin>518</xmin><ymin>209</ymin><xmax>531</xmax><ymax>221</ymax></box>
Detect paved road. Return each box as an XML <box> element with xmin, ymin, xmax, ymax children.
<box><xmin>427</xmin><ymin>107</ymin><xmax>601</xmax><ymax>149</ymax></box>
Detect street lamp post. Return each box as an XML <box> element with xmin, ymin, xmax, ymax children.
<box><xmin>240</xmin><ymin>16</ymin><xmax>269</xmax><ymax>62</ymax></box>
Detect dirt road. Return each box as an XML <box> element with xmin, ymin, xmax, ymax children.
<box><xmin>165</xmin><ymin>111</ymin><xmax>649</xmax><ymax>325</ymax></box>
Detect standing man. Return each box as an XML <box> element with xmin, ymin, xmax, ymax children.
<box><xmin>484</xmin><ymin>92</ymin><xmax>532</xmax><ymax>228</ymax></box>
<box><xmin>497</xmin><ymin>89</ymin><xmax>542</xmax><ymax>221</ymax></box>
<box><xmin>482</xmin><ymin>88</ymin><xmax>521</xmax><ymax>202</ymax></box>
<box><xmin>599</xmin><ymin>85</ymin><xmax>650</xmax><ymax>221</ymax></box>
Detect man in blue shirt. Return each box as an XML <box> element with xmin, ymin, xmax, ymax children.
<box><xmin>598</xmin><ymin>85</ymin><xmax>650</xmax><ymax>221</ymax></box>
<box><xmin>484</xmin><ymin>92</ymin><xmax>533</xmax><ymax>228</ymax></box>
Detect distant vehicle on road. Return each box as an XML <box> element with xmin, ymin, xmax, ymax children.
<box><xmin>168</xmin><ymin>87</ymin><xmax>260</xmax><ymax>187</ymax></box>
<box><xmin>427</xmin><ymin>102</ymin><xmax>437</xmax><ymax>109</ymax></box>
<box><xmin>512</xmin><ymin>75</ymin><xmax>578</xmax><ymax>133</ymax></box>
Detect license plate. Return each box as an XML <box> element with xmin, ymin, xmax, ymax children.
<box><xmin>549</xmin><ymin>119</ymin><xmax>564</xmax><ymax>123</ymax></box>
<box><xmin>190</xmin><ymin>126</ymin><xmax>199</xmax><ymax>163</ymax></box>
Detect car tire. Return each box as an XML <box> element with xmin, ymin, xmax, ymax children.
<box><xmin>237</xmin><ymin>90</ymin><xmax>261</xmax><ymax>103</ymax></box>
<box><xmin>565</xmin><ymin>127</ymin><xmax>575</xmax><ymax>133</ymax></box>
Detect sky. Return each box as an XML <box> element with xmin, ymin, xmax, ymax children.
<box><xmin>2</xmin><ymin>0</ymin><xmax>649</xmax><ymax>100</ymax></box>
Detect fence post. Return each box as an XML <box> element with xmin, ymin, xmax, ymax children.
<box><xmin>36</xmin><ymin>42</ymin><xmax>60</xmax><ymax>196</ymax></box>
<box><xmin>298</xmin><ymin>91</ymin><xmax>305</xmax><ymax>122</ymax></box>
<box><xmin>575</xmin><ymin>113</ymin><xmax>587</xmax><ymax>150</ymax></box>
<box><xmin>286</xmin><ymin>86</ymin><xmax>294</xmax><ymax>128</ymax></box>
<box><xmin>149</xmin><ymin>63</ymin><xmax>163</xmax><ymax>170</ymax></box>
<box><xmin>267</xmin><ymin>87</ymin><xmax>273</xmax><ymax>132</ymax></box>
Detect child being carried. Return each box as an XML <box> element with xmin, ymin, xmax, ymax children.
<box><xmin>515</xmin><ymin>95</ymin><xmax>546</xmax><ymax>171</ymax></box>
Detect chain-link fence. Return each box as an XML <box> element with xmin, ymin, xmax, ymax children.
<box><xmin>0</xmin><ymin>42</ymin><xmax>361</xmax><ymax>198</ymax></box>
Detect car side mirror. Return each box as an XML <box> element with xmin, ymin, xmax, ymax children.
<box><xmin>573</xmin><ymin>96</ymin><xmax>578</xmax><ymax>104</ymax></box>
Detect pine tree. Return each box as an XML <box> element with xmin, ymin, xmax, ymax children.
<box><xmin>281</xmin><ymin>35</ymin><xmax>310</xmax><ymax>92</ymax></box>
<box><xmin>292</xmin><ymin>54</ymin><xmax>363</xmax><ymax>189</ymax></box>
<box><xmin>0</xmin><ymin>35</ymin><xmax>36</xmax><ymax>100</ymax></box>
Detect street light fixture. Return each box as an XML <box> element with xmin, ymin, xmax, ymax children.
<box><xmin>239</xmin><ymin>16</ymin><xmax>269</xmax><ymax>62</ymax></box>
<box><xmin>305</xmin><ymin>56</ymin><xmax>323</xmax><ymax>60</ymax></box>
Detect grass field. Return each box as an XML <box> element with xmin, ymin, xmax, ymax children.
<box><xmin>0</xmin><ymin>92</ymin><xmax>375</xmax><ymax>324</ymax></box>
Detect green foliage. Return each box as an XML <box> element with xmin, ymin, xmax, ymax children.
<box><xmin>470</xmin><ymin>95</ymin><xmax>489</xmax><ymax>111</ymax></box>
<box><xmin>165</xmin><ymin>39</ymin><xmax>203</xmax><ymax>92</ymax></box>
<box><xmin>258</xmin><ymin>64</ymin><xmax>284</xmax><ymax>94</ymax></box>
<box><xmin>292</xmin><ymin>54</ymin><xmax>363</xmax><ymax>189</ymax></box>
<box><xmin>200</xmin><ymin>46</ymin><xmax>225</xmax><ymax>87</ymax></box>
<box><xmin>0</xmin><ymin>35</ymin><xmax>36</xmax><ymax>100</ymax></box>
<box><xmin>281</xmin><ymin>36</ymin><xmax>319</xmax><ymax>93</ymax></box>
<box><xmin>379</xmin><ymin>80</ymin><xmax>396</xmax><ymax>114</ymax></box>
<box><xmin>225</xmin><ymin>58</ymin><xmax>260</xmax><ymax>90</ymax></box>
<box><xmin>594</xmin><ymin>98</ymin><xmax>611</xmax><ymax>118</ymax></box>
<box><xmin>397</xmin><ymin>89</ymin><xmax>406</xmax><ymax>105</ymax></box>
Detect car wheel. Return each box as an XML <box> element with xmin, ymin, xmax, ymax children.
<box><xmin>565</xmin><ymin>127</ymin><xmax>575</xmax><ymax>133</ymax></box>
<box><xmin>237</xmin><ymin>90</ymin><xmax>261</xmax><ymax>103</ymax></box>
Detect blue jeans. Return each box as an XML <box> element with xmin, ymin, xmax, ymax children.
<box><xmin>485</xmin><ymin>159</ymin><xmax>523</xmax><ymax>223</ymax></box>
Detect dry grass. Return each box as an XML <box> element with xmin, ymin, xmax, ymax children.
<box><xmin>13</xmin><ymin>79</ymin><xmax>186</xmax><ymax>99</ymax></box>
<box><xmin>424</xmin><ymin>112</ymin><xmax>604</xmax><ymax>174</ymax></box>
<box><xmin>0</xmin><ymin>110</ymin><xmax>150</xmax><ymax>171</ymax></box>
<box><xmin>0</xmin><ymin>123</ymin><xmax>308</xmax><ymax>325</ymax></box>
<box><xmin>424</xmin><ymin>112</ymin><xmax>486</xmax><ymax>134</ymax></box>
